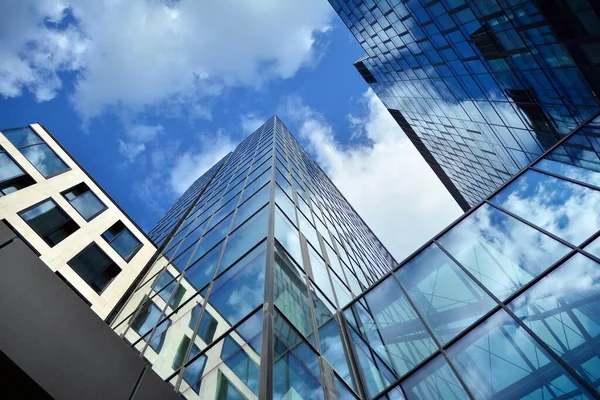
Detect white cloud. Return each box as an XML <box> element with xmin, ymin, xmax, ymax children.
<box><xmin>281</xmin><ymin>90</ymin><xmax>463</xmax><ymax>260</ymax></box>
<box><xmin>1</xmin><ymin>0</ymin><xmax>333</xmax><ymax>123</ymax></box>
<box><xmin>119</xmin><ymin>124</ymin><xmax>164</xmax><ymax>163</ymax></box>
<box><xmin>169</xmin><ymin>130</ymin><xmax>236</xmax><ymax>195</ymax></box>
<box><xmin>241</xmin><ymin>113</ymin><xmax>267</xmax><ymax>135</ymax></box>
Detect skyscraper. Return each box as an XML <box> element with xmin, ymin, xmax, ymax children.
<box><xmin>329</xmin><ymin>0</ymin><xmax>600</xmax><ymax>209</ymax></box>
<box><xmin>110</xmin><ymin>116</ymin><xmax>397</xmax><ymax>399</ymax></box>
<box><xmin>110</xmin><ymin>113</ymin><xmax>600</xmax><ymax>399</ymax></box>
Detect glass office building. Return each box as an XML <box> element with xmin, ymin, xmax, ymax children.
<box><xmin>110</xmin><ymin>116</ymin><xmax>397</xmax><ymax>399</ymax></box>
<box><xmin>329</xmin><ymin>0</ymin><xmax>600</xmax><ymax>209</ymax></box>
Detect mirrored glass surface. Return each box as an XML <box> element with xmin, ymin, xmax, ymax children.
<box><xmin>438</xmin><ymin>203</ymin><xmax>570</xmax><ymax>300</ymax></box>
<box><xmin>396</xmin><ymin>244</ymin><xmax>496</xmax><ymax>344</ymax></box>
<box><xmin>491</xmin><ymin>169</ymin><xmax>600</xmax><ymax>246</ymax></box>
<box><xmin>402</xmin><ymin>354</ymin><xmax>469</xmax><ymax>400</ymax></box>
<box><xmin>509</xmin><ymin>253</ymin><xmax>600</xmax><ymax>390</ymax></box>
<box><xmin>447</xmin><ymin>310</ymin><xmax>592</xmax><ymax>399</ymax></box>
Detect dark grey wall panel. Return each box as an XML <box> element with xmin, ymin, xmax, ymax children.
<box><xmin>131</xmin><ymin>367</ymin><xmax>181</xmax><ymax>400</ymax></box>
<box><xmin>0</xmin><ymin>220</ymin><xmax>16</xmax><ymax>246</ymax></box>
<box><xmin>0</xmin><ymin>239</ymin><xmax>176</xmax><ymax>400</ymax></box>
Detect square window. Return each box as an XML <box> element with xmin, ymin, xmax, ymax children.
<box><xmin>0</xmin><ymin>148</ymin><xmax>35</xmax><ymax>196</ymax></box>
<box><xmin>102</xmin><ymin>221</ymin><xmax>142</xmax><ymax>262</ymax></box>
<box><xmin>68</xmin><ymin>243</ymin><xmax>121</xmax><ymax>294</ymax></box>
<box><xmin>19</xmin><ymin>199</ymin><xmax>79</xmax><ymax>247</ymax></box>
<box><xmin>62</xmin><ymin>182</ymin><xmax>107</xmax><ymax>221</ymax></box>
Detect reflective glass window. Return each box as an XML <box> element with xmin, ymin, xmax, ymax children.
<box><xmin>491</xmin><ymin>169</ymin><xmax>600</xmax><ymax>246</ymax></box>
<box><xmin>152</xmin><ymin>270</ymin><xmax>186</xmax><ymax>309</ymax></box>
<box><xmin>63</xmin><ymin>182</ymin><xmax>107</xmax><ymax>221</ymax></box>
<box><xmin>0</xmin><ymin>147</ymin><xmax>34</xmax><ymax>195</ymax></box>
<box><xmin>182</xmin><ymin>241</ymin><xmax>224</xmax><ymax>291</ymax></box>
<box><xmin>402</xmin><ymin>355</ymin><xmax>469</xmax><ymax>400</ymax></box>
<box><xmin>205</xmin><ymin>243</ymin><xmax>266</xmax><ymax>328</ymax></box>
<box><xmin>102</xmin><ymin>221</ymin><xmax>142</xmax><ymax>262</ymax></box>
<box><xmin>396</xmin><ymin>244</ymin><xmax>496</xmax><ymax>344</ymax></box>
<box><xmin>307</xmin><ymin>245</ymin><xmax>336</xmax><ymax>306</ymax></box>
<box><xmin>231</xmin><ymin>183</ymin><xmax>269</xmax><ymax>230</ymax></box>
<box><xmin>509</xmin><ymin>253</ymin><xmax>600</xmax><ymax>389</ymax></box>
<box><xmin>318</xmin><ymin>319</ymin><xmax>356</xmax><ymax>390</ymax></box>
<box><xmin>3</xmin><ymin>127</ymin><xmax>70</xmax><ymax>177</ymax></box>
<box><xmin>20</xmin><ymin>199</ymin><xmax>79</xmax><ymax>246</ymax></box>
<box><xmin>447</xmin><ymin>310</ymin><xmax>591</xmax><ymax>399</ymax></box>
<box><xmin>275</xmin><ymin>184</ymin><xmax>297</xmax><ymax>226</ymax></box>
<box><xmin>274</xmin><ymin>208</ymin><xmax>304</xmax><ymax>269</ymax></box>
<box><xmin>68</xmin><ymin>243</ymin><xmax>121</xmax><ymax>294</ymax></box>
<box><xmin>438</xmin><ymin>204</ymin><xmax>570</xmax><ymax>300</ymax></box>
<box><xmin>356</xmin><ymin>276</ymin><xmax>438</xmax><ymax>376</ymax></box>
<box><xmin>274</xmin><ymin>244</ymin><xmax>314</xmax><ymax>338</ymax></box>
<box><xmin>130</xmin><ymin>300</ymin><xmax>162</xmax><ymax>339</ymax></box>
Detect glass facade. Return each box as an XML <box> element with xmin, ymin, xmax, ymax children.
<box><xmin>329</xmin><ymin>0</ymin><xmax>600</xmax><ymax>209</ymax></box>
<box><xmin>112</xmin><ymin>116</ymin><xmax>396</xmax><ymax>399</ymax></box>
<box><xmin>343</xmin><ymin>113</ymin><xmax>600</xmax><ymax>399</ymax></box>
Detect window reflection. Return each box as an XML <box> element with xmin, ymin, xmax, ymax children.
<box><xmin>491</xmin><ymin>169</ymin><xmax>600</xmax><ymax>246</ymax></box>
<box><xmin>438</xmin><ymin>203</ymin><xmax>569</xmax><ymax>300</ymax></box>
<box><xmin>275</xmin><ymin>208</ymin><xmax>304</xmax><ymax>269</ymax></box>
<box><xmin>447</xmin><ymin>310</ymin><xmax>591</xmax><ymax>399</ymax></box>
<box><xmin>396</xmin><ymin>244</ymin><xmax>496</xmax><ymax>344</ymax></box>
<box><xmin>3</xmin><ymin>127</ymin><xmax>69</xmax><ymax>177</ymax></box>
<box><xmin>509</xmin><ymin>254</ymin><xmax>600</xmax><ymax>390</ymax></box>
<box><xmin>318</xmin><ymin>318</ymin><xmax>356</xmax><ymax>390</ymax></box>
<box><xmin>402</xmin><ymin>355</ymin><xmax>468</xmax><ymax>400</ymax></box>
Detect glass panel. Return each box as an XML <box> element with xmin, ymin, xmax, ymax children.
<box><xmin>218</xmin><ymin>206</ymin><xmax>268</xmax><ymax>273</ymax></box>
<box><xmin>333</xmin><ymin>374</ymin><xmax>358</xmax><ymax>400</ymax></box>
<box><xmin>536</xmin><ymin>159</ymin><xmax>600</xmax><ymax>188</ymax></box>
<box><xmin>3</xmin><ymin>127</ymin><xmax>43</xmax><ymax>147</ymax></box>
<box><xmin>357</xmin><ymin>276</ymin><xmax>438</xmax><ymax>377</ymax></box>
<box><xmin>274</xmin><ymin>208</ymin><xmax>304</xmax><ymax>269</ymax></box>
<box><xmin>0</xmin><ymin>153</ymin><xmax>25</xmax><ymax>182</ymax></box>
<box><xmin>490</xmin><ymin>169</ymin><xmax>600</xmax><ymax>246</ymax></box>
<box><xmin>68</xmin><ymin>187</ymin><xmax>106</xmax><ymax>221</ymax></box>
<box><xmin>20</xmin><ymin>199</ymin><xmax>79</xmax><ymax>246</ymax></box>
<box><xmin>205</xmin><ymin>243</ymin><xmax>266</xmax><ymax>328</ymax></box>
<box><xmin>318</xmin><ymin>318</ymin><xmax>356</xmax><ymax>390</ymax></box>
<box><xmin>231</xmin><ymin>183</ymin><xmax>269</xmax><ymax>230</ymax></box>
<box><xmin>447</xmin><ymin>309</ymin><xmax>592</xmax><ymax>399</ymax></box>
<box><xmin>583</xmin><ymin>236</ymin><xmax>600</xmax><ymax>258</ymax></box>
<box><xmin>298</xmin><ymin>211</ymin><xmax>320</xmax><ymax>252</ymax></box>
<box><xmin>274</xmin><ymin>244</ymin><xmax>314</xmax><ymax>339</ymax></box>
<box><xmin>509</xmin><ymin>253</ymin><xmax>600</xmax><ymax>390</ymax></box>
<box><xmin>110</xmin><ymin>228</ymin><xmax>142</xmax><ymax>261</ymax></box>
<box><xmin>331</xmin><ymin>271</ymin><xmax>353</xmax><ymax>308</ymax></box>
<box><xmin>307</xmin><ymin>245</ymin><xmax>336</xmax><ymax>306</ymax></box>
<box><xmin>21</xmin><ymin>144</ymin><xmax>69</xmax><ymax>177</ymax></box>
<box><xmin>274</xmin><ymin>184</ymin><xmax>297</xmax><ymax>226</ymax></box>
<box><xmin>396</xmin><ymin>244</ymin><xmax>496</xmax><ymax>344</ymax></box>
<box><xmin>402</xmin><ymin>355</ymin><xmax>469</xmax><ymax>400</ymax></box>
<box><xmin>182</xmin><ymin>241</ymin><xmax>224</xmax><ymax>292</ymax></box>
<box><xmin>130</xmin><ymin>300</ymin><xmax>162</xmax><ymax>340</ymax></box>
<box><xmin>310</xmin><ymin>282</ymin><xmax>336</xmax><ymax>327</ymax></box>
<box><xmin>68</xmin><ymin>244</ymin><xmax>120</xmax><ymax>293</ymax></box>
<box><xmin>241</xmin><ymin>169</ymin><xmax>270</xmax><ymax>203</ymax></box>
<box><xmin>438</xmin><ymin>203</ymin><xmax>570</xmax><ymax>300</ymax></box>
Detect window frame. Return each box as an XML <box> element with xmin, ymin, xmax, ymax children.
<box><xmin>102</xmin><ymin>221</ymin><xmax>143</xmax><ymax>262</ymax></box>
<box><xmin>18</xmin><ymin>198</ymin><xmax>80</xmax><ymax>247</ymax></box>
<box><xmin>0</xmin><ymin>145</ymin><xmax>36</xmax><ymax>196</ymax></box>
<box><xmin>68</xmin><ymin>242</ymin><xmax>122</xmax><ymax>295</ymax></box>
<box><xmin>61</xmin><ymin>182</ymin><xmax>108</xmax><ymax>222</ymax></box>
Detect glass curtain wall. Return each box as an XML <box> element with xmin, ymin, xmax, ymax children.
<box><xmin>111</xmin><ymin>116</ymin><xmax>397</xmax><ymax>399</ymax></box>
<box><xmin>344</xmin><ymin>112</ymin><xmax>600</xmax><ymax>399</ymax></box>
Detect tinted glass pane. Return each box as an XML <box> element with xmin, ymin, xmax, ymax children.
<box><xmin>130</xmin><ymin>301</ymin><xmax>162</xmax><ymax>338</ymax></box>
<box><xmin>357</xmin><ymin>276</ymin><xmax>438</xmax><ymax>376</ymax></box>
<box><xmin>396</xmin><ymin>244</ymin><xmax>496</xmax><ymax>344</ymax></box>
<box><xmin>111</xmin><ymin>228</ymin><xmax>142</xmax><ymax>261</ymax></box>
<box><xmin>447</xmin><ymin>310</ymin><xmax>592</xmax><ymax>399</ymax></box>
<box><xmin>68</xmin><ymin>244</ymin><xmax>120</xmax><ymax>293</ymax></box>
<box><xmin>510</xmin><ymin>254</ymin><xmax>600</xmax><ymax>390</ymax></box>
<box><xmin>183</xmin><ymin>241</ymin><xmax>224</xmax><ymax>291</ymax></box>
<box><xmin>3</xmin><ymin>127</ymin><xmax>43</xmax><ymax>147</ymax></box>
<box><xmin>231</xmin><ymin>183</ymin><xmax>269</xmax><ymax>230</ymax></box>
<box><xmin>402</xmin><ymin>355</ymin><xmax>469</xmax><ymax>400</ymax></box>
<box><xmin>0</xmin><ymin>153</ymin><xmax>24</xmax><ymax>182</ymax></box>
<box><xmin>491</xmin><ymin>169</ymin><xmax>600</xmax><ymax>246</ymax></box>
<box><xmin>206</xmin><ymin>243</ymin><xmax>266</xmax><ymax>327</ymax></box>
<box><xmin>274</xmin><ymin>209</ymin><xmax>304</xmax><ymax>269</ymax></box>
<box><xmin>536</xmin><ymin>159</ymin><xmax>600</xmax><ymax>188</ymax></box>
<box><xmin>274</xmin><ymin>245</ymin><xmax>314</xmax><ymax>338</ymax></box>
<box><xmin>69</xmin><ymin>189</ymin><xmax>106</xmax><ymax>220</ymax></box>
<box><xmin>21</xmin><ymin>144</ymin><xmax>69</xmax><ymax>177</ymax></box>
<box><xmin>583</xmin><ymin>236</ymin><xmax>600</xmax><ymax>258</ymax></box>
<box><xmin>20</xmin><ymin>199</ymin><xmax>78</xmax><ymax>246</ymax></box>
<box><xmin>438</xmin><ymin>204</ymin><xmax>569</xmax><ymax>300</ymax></box>
<box><xmin>318</xmin><ymin>319</ymin><xmax>355</xmax><ymax>390</ymax></box>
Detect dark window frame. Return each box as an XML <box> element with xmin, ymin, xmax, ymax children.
<box><xmin>67</xmin><ymin>242</ymin><xmax>122</xmax><ymax>295</ymax></box>
<box><xmin>102</xmin><ymin>221</ymin><xmax>143</xmax><ymax>262</ymax></box>
<box><xmin>18</xmin><ymin>198</ymin><xmax>80</xmax><ymax>247</ymax></box>
<box><xmin>0</xmin><ymin>145</ymin><xmax>36</xmax><ymax>196</ymax></box>
<box><xmin>61</xmin><ymin>182</ymin><xmax>107</xmax><ymax>222</ymax></box>
<box><xmin>1</xmin><ymin>127</ymin><xmax>71</xmax><ymax>179</ymax></box>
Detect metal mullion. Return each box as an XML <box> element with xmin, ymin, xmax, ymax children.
<box><xmin>337</xmin><ymin>308</ymin><xmax>370</xmax><ymax>400</ymax></box>
<box><xmin>530</xmin><ymin>165</ymin><xmax>600</xmax><ymax>193</ymax></box>
<box><xmin>389</xmin><ymin>273</ymin><xmax>475</xmax><ymax>400</ymax></box>
<box><xmin>433</xmin><ymin>242</ymin><xmax>598</xmax><ymax>397</ymax></box>
<box><xmin>259</xmin><ymin>118</ymin><xmax>276</xmax><ymax>400</ymax></box>
<box><xmin>485</xmin><ymin>200</ymin><xmax>577</xmax><ymax>249</ymax></box>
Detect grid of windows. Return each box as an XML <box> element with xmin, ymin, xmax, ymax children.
<box><xmin>330</xmin><ymin>0</ymin><xmax>600</xmax><ymax>208</ymax></box>
<box><xmin>111</xmin><ymin>117</ymin><xmax>397</xmax><ymax>399</ymax></box>
<box><xmin>343</xmin><ymin>113</ymin><xmax>600</xmax><ymax>398</ymax></box>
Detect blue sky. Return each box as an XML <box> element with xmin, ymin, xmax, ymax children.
<box><xmin>0</xmin><ymin>0</ymin><xmax>460</xmax><ymax>259</ymax></box>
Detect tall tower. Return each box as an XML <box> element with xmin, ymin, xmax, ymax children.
<box><xmin>111</xmin><ymin>116</ymin><xmax>397</xmax><ymax>399</ymax></box>
<box><xmin>329</xmin><ymin>0</ymin><xmax>600</xmax><ymax>209</ymax></box>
